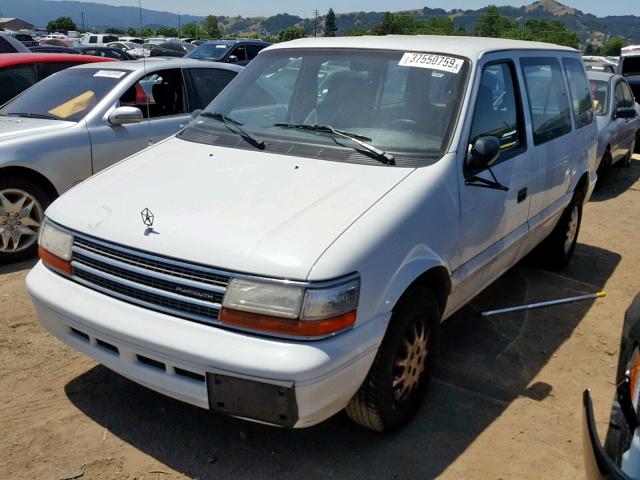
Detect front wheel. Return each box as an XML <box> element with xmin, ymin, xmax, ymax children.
<box><xmin>345</xmin><ymin>287</ymin><xmax>441</xmax><ymax>432</ymax></box>
<box><xmin>536</xmin><ymin>189</ymin><xmax>584</xmax><ymax>270</ymax></box>
<box><xmin>0</xmin><ymin>177</ymin><xmax>50</xmax><ymax>264</ymax></box>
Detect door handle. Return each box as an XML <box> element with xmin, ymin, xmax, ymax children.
<box><xmin>517</xmin><ymin>187</ymin><xmax>527</xmax><ymax>203</ymax></box>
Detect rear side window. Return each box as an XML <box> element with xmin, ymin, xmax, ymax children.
<box><xmin>521</xmin><ymin>58</ymin><xmax>572</xmax><ymax>145</ymax></box>
<box><xmin>89</xmin><ymin>36</ymin><xmax>97</xmax><ymax>44</ymax></box>
<box><xmin>0</xmin><ymin>64</ymin><xmax>37</xmax><ymax>104</ymax></box>
<box><xmin>38</xmin><ymin>62</ymin><xmax>76</xmax><ymax>81</ymax></box>
<box><xmin>0</xmin><ymin>37</ymin><xmax>14</xmax><ymax>53</ymax></box>
<box><xmin>186</xmin><ymin>68</ymin><xmax>237</xmax><ymax>110</ymax></box>
<box><xmin>469</xmin><ymin>62</ymin><xmax>523</xmax><ymax>154</ymax></box>
<box><xmin>562</xmin><ymin>58</ymin><xmax>593</xmax><ymax>129</ymax></box>
<box><xmin>120</xmin><ymin>68</ymin><xmax>186</xmax><ymax>118</ymax></box>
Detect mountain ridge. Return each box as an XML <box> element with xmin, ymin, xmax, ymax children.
<box><xmin>1</xmin><ymin>0</ymin><xmax>638</xmax><ymax>44</ymax></box>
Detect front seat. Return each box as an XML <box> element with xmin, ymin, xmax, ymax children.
<box><xmin>151</xmin><ymin>82</ymin><xmax>178</xmax><ymax>116</ymax></box>
<box><xmin>305</xmin><ymin>71</ymin><xmax>370</xmax><ymax>127</ymax></box>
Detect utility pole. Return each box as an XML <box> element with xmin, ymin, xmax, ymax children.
<box><xmin>178</xmin><ymin>12</ymin><xmax>181</xmax><ymax>34</ymax></box>
<box><xmin>81</xmin><ymin>11</ymin><xmax>85</xmax><ymax>32</ymax></box>
<box><xmin>314</xmin><ymin>9</ymin><xmax>319</xmax><ymax>37</ymax></box>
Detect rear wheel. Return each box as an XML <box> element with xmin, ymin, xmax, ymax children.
<box><xmin>345</xmin><ymin>287</ymin><xmax>441</xmax><ymax>432</ymax></box>
<box><xmin>0</xmin><ymin>177</ymin><xmax>50</xmax><ymax>264</ymax></box>
<box><xmin>536</xmin><ymin>189</ymin><xmax>584</xmax><ymax>270</ymax></box>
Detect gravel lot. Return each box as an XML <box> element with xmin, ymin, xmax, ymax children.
<box><xmin>1</xmin><ymin>155</ymin><xmax>639</xmax><ymax>480</ymax></box>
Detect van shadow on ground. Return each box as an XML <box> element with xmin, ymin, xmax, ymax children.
<box><xmin>0</xmin><ymin>258</ymin><xmax>36</xmax><ymax>276</ymax></box>
<box><xmin>65</xmin><ymin>242</ymin><xmax>620</xmax><ymax>479</ymax></box>
<box><xmin>590</xmin><ymin>154</ymin><xmax>640</xmax><ymax>202</ymax></box>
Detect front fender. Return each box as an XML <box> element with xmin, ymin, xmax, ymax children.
<box><xmin>376</xmin><ymin>245</ymin><xmax>449</xmax><ymax>317</ymax></box>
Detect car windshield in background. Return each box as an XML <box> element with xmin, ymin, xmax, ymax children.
<box><xmin>191</xmin><ymin>49</ymin><xmax>470</xmax><ymax>164</ymax></box>
<box><xmin>0</xmin><ymin>68</ymin><xmax>129</xmax><ymax>122</ymax></box>
<box><xmin>589</xmin><ymin>79</ymin><xmax>610</xmax><ymax>115</ymax></box>
<box><xmin>186</xmin><ymin>42</ymin><xmax>232</xmax><ymax>61</ymax></box>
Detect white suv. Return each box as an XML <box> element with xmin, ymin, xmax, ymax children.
<box><xmin>27</xmin><ymin>36</ymin><xmax>597</xmax><ymax>431</ymax></box>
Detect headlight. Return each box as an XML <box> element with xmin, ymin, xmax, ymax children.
<box><xmin>628</xmin><ymin>348</ymin><xmax>640</xmax><ymax>413</ymax></box>
<box><xmin>38</xmin><ymin>220</ymin><xmax>73</xmax><ymax>275</ymax></box>
<box><xmin>221</xmin><ymin>276</ymin><xmax>360</xmax><ymax>338</ymax></box>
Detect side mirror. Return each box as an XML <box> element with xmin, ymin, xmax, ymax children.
<box><xmin>191</xmin><ymin>109</ymin><xmax>203</xmax><ymax>121</ymax></box>
<box><xmin>466</xmin><ymin>136</ymin><xmax>501</xmax><ymax>173</ymax></box>
<box><xmin>108</xmin><ymin>106</ymin><xmax>143</xmax><ymax>126</ymax></box>
<box><xmin>227</xmin><ymin>55</ymin><xmax>239</xmax><ymax>63</ymax></box>
<box><xmin>614</xmin><ymin>107</ymin><xmax>637</xmax><ymax>120</ymax></box>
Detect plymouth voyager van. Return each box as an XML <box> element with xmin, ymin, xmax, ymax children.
<box><xmin>27</xmin><ymin>36</ymin><xmax>597</xmax><ymax>431</ymax></box>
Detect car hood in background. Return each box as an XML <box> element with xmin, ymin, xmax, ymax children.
<box><xmin>0</xmin><ymin>116</ymin><xmax>75</xmax><ymax>141</ymax></box>
<box><xmin>47</xmin><ymin>137</ymin><xmax>414</xmax><ymax>280</ymax></box>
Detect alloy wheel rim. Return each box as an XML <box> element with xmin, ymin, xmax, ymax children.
<box><xmin>392</xmin><ymin>319</ymin><xmax>429</xmax><ymax>403</ymax></box>
<box><xmin>564</xmin><ymin>206</ymin><xmax>579</xmax><ymax>255</ymax></box>
<box><xmin>0</xmin><ymin>189</ymin><xmax>43</xmax><ymax>254</ymax></box>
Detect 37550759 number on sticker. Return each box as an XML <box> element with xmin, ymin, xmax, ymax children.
<box><xmin>398</xmin><ymin>53</ymin><xmax>464</xmax><ymax>74</ymax></box>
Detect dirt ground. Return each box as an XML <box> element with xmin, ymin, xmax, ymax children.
<box><xmin>1</xmin><ymin>154</ymin><xmax>639</xmax><ymax>480</ymax></box>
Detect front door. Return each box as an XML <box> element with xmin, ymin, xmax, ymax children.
<box><xmin>453</xmin><ymin>59</ymin><xmax>531</xmax><ymax>308</ymax></box>
<box><xmin>89</xmin><ymin>68</ymin><xmax>190</xmax><ymax>173</ymax></box>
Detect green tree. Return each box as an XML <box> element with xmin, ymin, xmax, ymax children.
<box><xmin>47</xmin><ymin>16</ymin><xmax>77</xmax><ymax>32</ymax></box>
<box><xmin>141</xmin><ymin>26</ymin><xmax>154</xmax><ymax>37</ymax></box>
<box><xmin>105</xmin><ymin>27</ymin><xmax>125</xmax><ymax>34</ymax></box>
<box><xmin>415</xmin><ymin>17</ymin><xmax>464</xmax><ymax>36</ymax></box>
<box><xmin>181</xmin><ymin>21</ymin><xmax>200</xmax><ymax>39</ymax></box>
<box><xmin>344</xmin><ymin>28</ymin><xmax>368</xmax><ymax>36</ymax></box>
<box><xmin>370</xmin><ymin>12</ymin><xmax>415</xmax><ymax>35</ymax></box>
<box><xmin>474</xmin><ymin>5</ymin><xmax>516</xmax><ymax>38</ymax></box>
<box><xmin>155</xmin><ymin>26</ymin><xmax>178</xmax><ymax>37</ymax></box>
<box><xmin>324</xmin><ymin>8</ymin><xmax>337</xmax><ymax>37</ymax></box>
<box><xmin>278</xmin><ymin>27</ymin><xmax>304</xmax><ymax>41</ymax></box>
<box><xmin>126</xmin><ymin>27</ymin><xmax>138</xmax><ymax>37</ymax></box>
<box><xmin>202</xmin><ymin>15</ymin><xmax>221</xmax><ymax>38</ymax></box>
<box><xmin>602</xmin><ymin>37</ymin><xmax>628</xmax><ymax>56</ymax></box>
<box><xmin>513</xmin><ymin>19</ymin><xmax>579</xmax><ymax>49</ymax></box>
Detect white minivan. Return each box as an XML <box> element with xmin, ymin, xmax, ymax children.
<box><xmin>27</xmin><ymin>36</ymin><xmax>597</xmax><ymax>431</ymax></box>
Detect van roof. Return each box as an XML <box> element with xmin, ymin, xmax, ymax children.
<box><xmin>266</xmin><ymin>35</ymin><xmax>577</xmax><ymax>59</ymax></box>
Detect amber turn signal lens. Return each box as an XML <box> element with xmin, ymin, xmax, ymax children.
<box><xmin>39</xmin><ymin>246</ymin><xmax>73</xmax><ymax>275</ymax></box>
<box><xmin>220</xmin><ymin>308</ymin><xmax>356</xmax><ymax>337</ymax></box>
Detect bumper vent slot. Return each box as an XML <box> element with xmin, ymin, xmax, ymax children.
<box><xmin>137</xmin><ymin>354</ymin><xmax>166</xmax><ymax>372</ymax></box>
<box><xmin>174</xmin><ymin>367</ymin><xmax>205</xmax><ymax>382</ymax></box>
<box><xmin>96</xmin><ymin>338</ymin><xmax>119</xmax><ymax>355</ymax></box>
<box><xmin>70</xmin><ymin>327</ymin><xmax>90</xmax><ymax>342</ymax></box>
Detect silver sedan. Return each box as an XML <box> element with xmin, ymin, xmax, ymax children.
<box><xmin>588</xmin><ymin>70</ymin><xmax>640</xmax><ymax>181</ymax></box>
<box><xmin>0</xmin><ymin>58</ymin><xmax>242</xmax><ymax>262</ymax></box>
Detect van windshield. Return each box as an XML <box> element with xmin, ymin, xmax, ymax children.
<box><xmin>187</xmin><ymin>49</ymin><xmax>470</xmax><ymax>166</ymax></box>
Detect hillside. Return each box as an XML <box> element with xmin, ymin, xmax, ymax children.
<box><xmin>1</xmin><ymin>0</ymin><xmax>639</xmax><ymax>44</ymax></box>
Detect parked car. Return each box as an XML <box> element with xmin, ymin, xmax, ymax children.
<box><xmin>0</xmin><ymin>32</ymin><xmax>30</xmax><ymax>53</ymax></box>
<box><xmin>39</xmin><ymin>38</ymin><xmax>77</xmax><ymax>48</ymax></box>
<box><xmin>118</xmin><ymin>37</ymin><xmax>143</xmax><ymax>45</ymax></box>
<box><xmin>79</xmin><ymin>34</ymin><xmax>119</xmax><ymax>46</ymax></box>
<box><xmin>583</xmin><ymin>56</ymin><xmax>618</xmax><ymax>74</ymax></box>
<box><xmin>26</xmin><ymin>36</ymin><xmax>597</xmax><ymax>431</ymax></box>
<box><xmin>29</xmin><ymin>45</ymin><xmax>79</xmax><ymax>54</ymax></box>
<box><xmin>149</xmin><ymin>41</ymin><xmax>196</xmax><ymax>57</ymax></box>
<box><xmin>9</xmin><ymin>32</ymin><xmax>38</xmax><ymax>47</ymax></box>
<box><xmin>619</xmin><ymin>52</ymin><xmax>640</xmax><ymax>151</ymax></box>
<box><xmin>106</xmin><ymin>41</ymin><xmax>145</xmax><ymax>59</ymax></box>
<box><xmin>588</xmin><ymin>71</ymin><xmax>640</xmax><ymax>176</ymax></box>
<box><xmin>0</xmin><ymin>52</ymin><xmax>114</xmax><ymax>105</ymax></box>
<box><xmin>583</xmin><ymin>293</ymin><xmax>640</xmax><ymax>479</ymax></box>
<box><xmin>186</xmin><ymin>39</ymin><xmax>271</xmax><ymax>66</ymax></box>
<box><xmin>73</xmin><ymin>45</ymin><xmax>137</xmax><ymax>61</ymax></box>
<box><xmin>0</xmin><ymin>57</ymin><xmax>242</xmax><ymax>262</ymax></box>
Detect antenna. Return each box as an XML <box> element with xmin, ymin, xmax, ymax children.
<box><xmin>138</xmin><ymin>0</ymin><xmax>149</xmax><ymax>123</ymax></box>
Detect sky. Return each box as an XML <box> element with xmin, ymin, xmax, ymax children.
<box><xmin>58</xmin><ymin>0</ymin><xmax>639</xmax><ymax>19</ymax></box>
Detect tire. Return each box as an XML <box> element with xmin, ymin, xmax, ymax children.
<box><xmin>536</xmin><ymin>189</ymin><xmax>584</xmax><ymax>270</ymax></box>
<box><xmin>635</xmin><ymin>131</ymin><xmax>640</xmax><ymax>154</ymax></box>
<box><xmin>345</xmin><ymin>287</ymin><xmax>441</xmax><ymax>432</ymax></box>
<box><xmin>596</xmin><ymin>148</ymin><xmax>613</xmax><ymax>186</ymax></box>
<box><xmin>0</xmin><ymin>176</ymin><xmax>51</xmax><ymax>264</ymax></box>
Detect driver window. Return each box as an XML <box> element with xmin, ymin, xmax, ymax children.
<box><xmin>230</xmin><ymin>46</ymin><xmax>247</xmax><ymax>61</ymax></box>
<box><xmin>119</xmin><ymin>69</ymin><xmax>186</xmax><ymax>119</ymax></box>
<box><xmin>469</xmin><ymin>62</ymin><xmax>522</xmax><ymax>153</ymax></box>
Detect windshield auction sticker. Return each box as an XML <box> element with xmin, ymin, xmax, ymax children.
<box><xmin>93</xmin><ymin>70</ymin><xmax>127</xmax><ymax>79</ymax></box>
<box><xmin>399</xmin><ymin>53</ymin><xmax>464</xmax><ymax>74</ymax></box>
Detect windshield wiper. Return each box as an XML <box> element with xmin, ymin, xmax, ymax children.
<box><xmin>274</xmin><ymin>123</ymin><xmax>395</xmax><ymax>165</ymax></box>
<box><xmin>5</xmin><ymin>112</ymin><xmax>58</xmax><ymax>120</ymax></box>
<box><xmin>201</xmin><ymin>112</ymin><xmax>265</xmax><ymax>150</ymax></box>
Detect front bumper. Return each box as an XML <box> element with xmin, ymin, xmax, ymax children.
<box><xmin>583</xmin><ymin>390</ymin><xmax>632</xmax><ymax>480</ymax></box>
<box><xmin>27</xmin><ymin>262</ymin><xmax>387</xmax><ymax>427</ymax></box>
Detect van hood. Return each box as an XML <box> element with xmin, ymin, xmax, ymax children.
<box><xmin>48</xmin><ymin>137</ymin><xmax>414</xmax><ymax>280</ymax></box>
<box><xmin>0</xmin><ymin>116</ymin><xmax>74</xmax><ymax>141</ymax></box>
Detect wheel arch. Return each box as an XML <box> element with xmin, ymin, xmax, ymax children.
<box><xmin>0</xmin><ymin>166</ymin><xmax>59</xmax><ymax>201</ymax></box>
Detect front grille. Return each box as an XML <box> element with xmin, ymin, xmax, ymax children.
<box><xmin>70</xmin><ymin>235</ymin><xmax>231</xmax><ymax>325</ymax></box>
